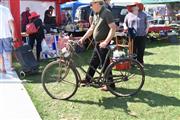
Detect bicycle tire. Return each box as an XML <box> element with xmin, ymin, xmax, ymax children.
<box><xmin>104</xmin><ymin>58</ymin><xmax>145</xmax><ymax>97</ymax></box>
<box><xmin>41</xmin><ymin>60</ymin><xmax>78</xmax><ymax>100</ymax></box>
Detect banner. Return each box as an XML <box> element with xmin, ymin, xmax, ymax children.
<box><xmin>142</xmin><ymin>0</ymin><xmax>179</xmax><ymax>4</ymax></box>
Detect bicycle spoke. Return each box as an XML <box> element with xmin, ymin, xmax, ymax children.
<box><xmin>128</xmin><ymin>73</ymin><xmax>136</xmax><ymax>79</ymax></box>
<box><xmin>112</xmin><ymin>76</ymin><xmax>124</xmax><ymax>81</ymax></box>
<box><xmin>61</xmin><ymin>79</ymin><xmax>76</xmax><ymax>86</ymax></box>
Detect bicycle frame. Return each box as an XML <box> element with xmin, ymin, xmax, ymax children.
<box><xmin>41</xmin><ymin>39</ymin><xmax>145</xmax><ymax>99</ymax></box>
<box><xmin>58</xmin><ymin>40</ymin><xmax>114</xmax><ymax>85</ymax></box>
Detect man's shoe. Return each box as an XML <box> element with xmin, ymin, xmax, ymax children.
<box><xmin>100</xmin><ymin>84</ymin><xmax>116</xmax><ymax>91</ymax></box>
<box><xmin>100</xmin><ymin>85</ymin><xmax>108</xmax><ymax>91</ymax></box>
<box><xmin>109</xmin><ymin>84</ymin><xmax>116</xmax><ymax>89</ymax></box>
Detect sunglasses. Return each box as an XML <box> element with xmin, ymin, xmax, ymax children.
<box><xmin>90</xmin><ymin>2</ymin><xmax>97</xmax><ymax>7</ymax></box>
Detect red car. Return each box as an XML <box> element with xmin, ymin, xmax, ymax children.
<box><xmin>148</xmin><ymin>19</ymin><xmax>172</xmax><ymax>33</ymax></box>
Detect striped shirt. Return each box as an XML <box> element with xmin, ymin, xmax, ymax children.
<box><xmin>124</xmin><ymin>11</ymin><xmax>148</xmax><ymax>36</ymax></box>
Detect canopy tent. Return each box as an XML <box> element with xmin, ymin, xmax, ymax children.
<box><xmin>61</xmin><ymin>1</ymin><xmax>87</xmax><ymax>9</ymax></box>
<box><xmin>141</xmin><ymin>0</ymin><xmax>179</xmax><ymax>23</ymax></box>
<box><xmin>60</xmin><ymin>1</ymin><xmax>88</xmax><ymax>21</ymax></box>
<box><xmin>142</xmin><ymin>0</ymin><xmax>180</xmax><ymax>4</ymax></box>
<box><xmin>0</xmin><ymin>0</ymin><xmax>72</xmax><ymax>47</ymax></box>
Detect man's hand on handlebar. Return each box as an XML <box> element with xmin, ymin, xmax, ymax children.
<box><xmin>78</xmin><ymin>38</ymin><xmax>84</xmax><ymax>47</ymax></box>
<box><xmin>99</xmin><ymin>40</ymin><xmax>108</xmax><ymax>48</ymax></box>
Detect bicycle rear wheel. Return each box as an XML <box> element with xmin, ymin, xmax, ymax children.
<box><xmin>41</xmin><ymin>60</ymin><xmax>78</xmax><ymax>100</ymax></box>
<box><xmin>105</xmin><ymin>58</ymin><xmax>145</xmax><ymax>97</ymax></box>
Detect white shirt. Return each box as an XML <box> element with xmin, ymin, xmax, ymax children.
<box><xmin>0</xmin><ymin>5</ymin><xmax>14</xmax><ymax>39</ymax></box>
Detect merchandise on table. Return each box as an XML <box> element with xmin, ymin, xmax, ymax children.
<box><xmin>41</xmin><ymin>34</ymin><xmax>69</xmax><ymax>59</ymax></box>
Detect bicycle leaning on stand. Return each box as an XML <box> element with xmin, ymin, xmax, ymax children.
<box><xmin>41</xmin><ymin>39</ymin><xmax>145</xmax><ymax>100</ymax></box>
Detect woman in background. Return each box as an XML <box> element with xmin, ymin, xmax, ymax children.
<box><xmin>124</xmin><ymin>2</ymin><xmax>149</xmax><ymax>65</ymax></box>
<box><xmin>28</xmin><ymin>12</ymin><xmax>45</xmax><ymax>62</ymax></box>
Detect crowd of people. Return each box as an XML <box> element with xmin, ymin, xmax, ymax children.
<box><xmin>20</xmin><ymin>6</ymin><xmax>55</xmax><ymax>62</ymax></box>
<box><xmin>0</xmin><ymin>0</ymin><xmax>148</xmax><ymax>92</ymax></box>
<box><xmin>18</xmin><ymin>0</ymin><xmax>148</xmax><ymax>64</ymax></box>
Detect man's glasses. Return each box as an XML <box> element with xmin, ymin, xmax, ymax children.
<box><xmin>90</xmin><ymin>2</ymin><xmax>97</xmax><ymax>7</ymax></box>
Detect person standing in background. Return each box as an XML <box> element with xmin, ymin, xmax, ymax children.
<box><xmin>28</xmin><ymin>12</ymin><xmax>45</xmax><ymax>62</ymax></box>
<box><xmin>0</xmin><ymin>4</ymin><xmax>16</xmax><ymax>73</ymax></box>
<box><xmin>44</xmin><ymin>6</ymin><xmax>54</xmax><ymax>32</ymax></box>
<box><xmin>21</xmin><ymin>7</ymin><xmax>31</xmax><ymax>32</ymax></box>
<box><xmin>124</xmin><ymin>2</ymin><xmax>149</xmax><ymax>65</ymax></box>
<box><xmin>21</xmin><ymin>7</ymin><xmax>31</xmax><ymax>43</ymax></box>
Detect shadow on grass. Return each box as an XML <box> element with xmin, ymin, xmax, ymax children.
<box><xmin>16</xmin><ymin>58</ymin><xmax>55</xmax><ymax>82</ymax></box>
<box><xmin>25</xmin><ymin>62</ymin><xmax>180</xmax><ymax>83</ymax></box>
<box><xmin>144</xmin><ymin>64</ymin><xmax>180</xmax><ymax>78</ymax></box>
<box><xmin>67</xmin><ymin>90</ymin><xmax>180</xmax><ymax>116</ymax></box>
<box><xmin>23</xmin><ymin>50</ymin><xmax>92</xmax><ymax>83</ymax></box>
<box><xmin>144</xmin><ymin>51</ymin><xmax>155</xmax><ymax>56</ymax></box>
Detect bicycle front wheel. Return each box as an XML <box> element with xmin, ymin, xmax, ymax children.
<box><xmin>105</xmin><ymin>58</ymin><xmax>145</xmax><ymax>97</ymax></box>
<box><xmin>41</xmin><ymin>60</ymin><xmax>78</xmax><ymax>100</ymax></box>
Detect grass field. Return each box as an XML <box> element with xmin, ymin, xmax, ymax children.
<box><xmin>15</xmin><ymin>40</ymin><xmax>180</xmax><ymax>120</ymax></box>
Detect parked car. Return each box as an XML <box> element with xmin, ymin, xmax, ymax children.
<box><xmin>75</xmin><ymin>4</ymin><xmax>127</xmax><ymax>26</ymax></box>
<box><xmin>111</xmin><ymin>5</ymin><xmax>127</xmax><ymax>25</ymax></box>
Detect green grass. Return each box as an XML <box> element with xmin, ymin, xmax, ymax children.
<box><xmin>15</xmin><ymin>41</ymin><xmax>180</xmax><ymax>120</ymax></box>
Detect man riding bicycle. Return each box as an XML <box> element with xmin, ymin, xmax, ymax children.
<box><xmin>79</xmin><ymin>0</ymin><xmax>117</xmax><ymax>91</ymax></box>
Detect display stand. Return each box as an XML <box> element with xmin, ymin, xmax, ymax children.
<box><xmin>115</xmin><ymin>32</ymin><xmax>133</xmax><ymax>54</ymax></box>
<box><xmin>113</xmin><ymin>32</ymin><xmax>133</xmax><ymax>70</ymax></box>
